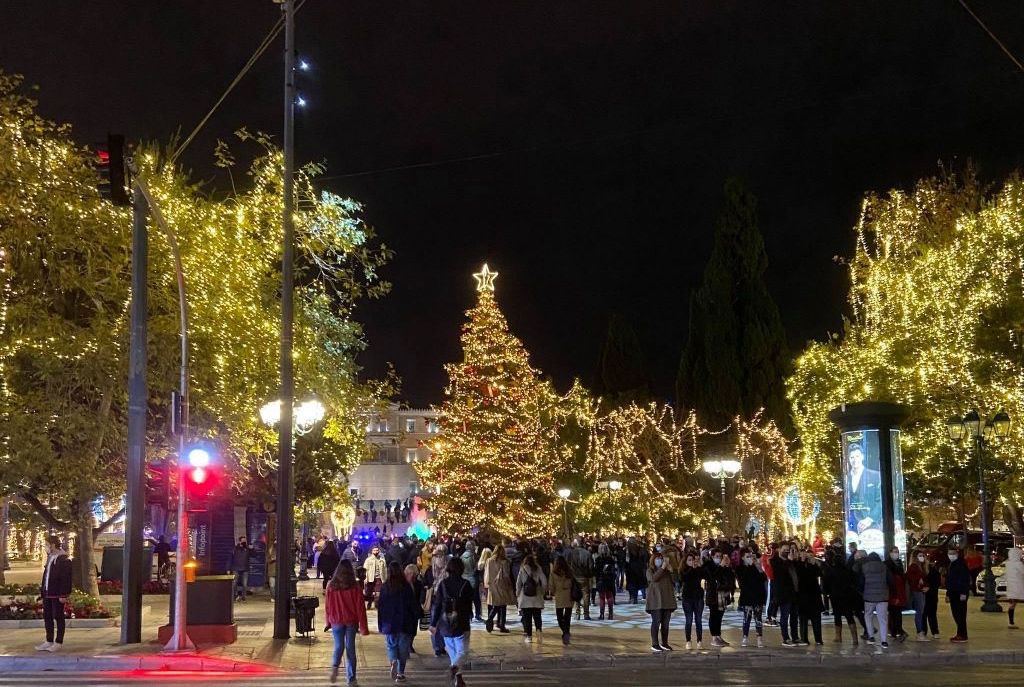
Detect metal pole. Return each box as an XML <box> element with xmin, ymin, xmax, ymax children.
<box><xmin>121</xmin><ymin>178</ymin><xmax>147</xmax><ymax>644</ymax></box>
<box><xmin>562</xmin><ymin>499</ymin><xmax>570</xmax><ymax>542</ymax></box>
<box><xmin>274</xmin><ymin>0</ymin><xmax>297</xmax><ymax>640</ymax></box>
<box><xmin>977</xmin><ymin>436</ymin><xmax>1002</xmax><ymax>613</ymax></box>
<box><xmin>720</xmin><ymin>476</ymin><xmax>727</xmax><ymax>534</ymax></box>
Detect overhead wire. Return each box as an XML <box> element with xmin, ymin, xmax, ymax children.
<box><xmin>957</xmin><ymin>0</ymin><xmax>1024</xmax><ymax>76</ymax></box>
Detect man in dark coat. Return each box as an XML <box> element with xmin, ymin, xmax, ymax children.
<box><xmin>769</xmin><ymin>542</ymin><xmax>800</xmax><ymax>645</ymax></box>
<box><xmin>229</xmin><ymin>536</ymin><xmax>251</xmax><ymax>601</ymax></box>
<box><xmin>946</xmin><ymin>547</ymin><xmax>972</xmax><ymax>641</ymax></box>
<box><xmin>36</xmin><ymin>535</ymin><xmax>72</xmax><ymax>651</ymax></box>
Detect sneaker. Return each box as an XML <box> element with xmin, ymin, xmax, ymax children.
<box><xmin>741</xmin><ymin>636</ymin><xmax>748</xmax><ymax>647</ymax></box>
<box><xmin>881</xmin><ymin>642</ymin><xmax>889</xmax><ymax>650</ymax></box>
<box><xmin>951</xmin><ymin>636</ymin><xmax>968</xmax><ymax>643</ymax></box>
<box><xmin>395</xmin><ymin>676</ymin><xmax>407</xmax><ymax>683</ymax></box>
<box><xmin>756</xmin><ymin>636</ymin><xmax>765</xmax><ymax>648</ymax></box>
<box><xmin>867</xmin><ymin>636</ymin><xmax>876</xmax><ymax>645</ymax></box>
<box><xmin>329</xmin><ymin>667</ymin><xmax>339</xmax><ymax>684</ymax></box>
<box><xmin>710</xmin><ymin>636</ymin><xmax>725</xmax><ymax>647</ymax></box>
<box><xmin>781</xmin><ymin>639</ymin><xmax>794</xmax><ymax>647</ymax></box>
<box><xmin>498</xmin><ymin>627</ymin><xmax>511</xmax><ymax>634</ymax></box>
<box><xmin>696</xmin><ymin>641</ymin><xmax>703</xmax><ymax>649</ymax></box>
<box><xmin>525</xmin><ymin>635</ymin><xmax>533</xmax><ymax>643</ymax></box>
<box><xmin>390</xmin><ymin>661</ymin><xmax>398</xmax><ymax>680</ymax></box>
<box><xmin>1010</xmin><ymin>624</ymin><xmax>1019</xmax><ymax>630</ymax></box>
<box><xmin>685</xmin><ymin>641</ymin><xmax>692</xmax><ymax>650</ymax></box>
<box><xmin>660</xmin><ymin>643</ymin><xmax>673</xmax><ymax>651</ymax></box>
<box><xmin>34</xmin><ymin>642</ymin><xmax>53</xmax><ymax>651</ymax></box>
<box><xmin>651</xmin><ymin>645</ymin><xmax>664</xmax><ymax>652</ymax></box>
<box><xmin>932</xmin><ymin>634</ymin><xmax>941</xmax><ymax>640</ymax></box>
<box><xmin>44</xmin><ymin>643</ymin><xmax>61</xmax><ymax>652</ymax></box>
<box><xmin>917</xmin><ymin>632</ymin><xmax>931</xmax><ymax>642</ymax></box>
<box><xmin>797</xmin><ymin>641</ymin><xmax>810</xmax><ymax>646</ymax></box>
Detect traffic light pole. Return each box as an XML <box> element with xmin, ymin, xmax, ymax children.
<box><xmin>273</xmin><ymin>0</ymin><xmax>297</xmax><ymax>641</ymax></box>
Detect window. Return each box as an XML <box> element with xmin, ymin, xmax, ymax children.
<box><xmin>408</xmin><ymin>481</ymin><xmax>418</xmax><ymax>494</ymax></box>
<box><xmin>404</xmin><ymin>418</ymin><xmax>416</xmax><ymax>433</ymax></box>
<box><xmin>376</xmin><ymin>419</ymin><xmax>390</xmax><ymax>433</ymax></box>
<box><xmin>375</xmin><ymin>449</ymin><xmax>390</xmax><ymax>462</ymax></box>
<box><xmin>405</xmin><ymin>449</ymin><xmax>418</xmax><ymax>463</ymax></box>
<box><xmin>426</xmin><ymin>420</ymin><xmax>439</xmax><ymax>434</ymax></box>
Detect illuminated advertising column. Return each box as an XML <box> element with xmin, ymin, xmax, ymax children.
<box><xmin>829</xmin><ymin>402</ymin><xmax>909</xmax><ymax>559</ymax></box>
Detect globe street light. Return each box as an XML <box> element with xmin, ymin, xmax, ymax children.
<box><xmin>703</xmin><ymin>458</ymin><xmax>742</xmax><ymax>534</ymax></box>
<box><xmin>946</xmin><ymin>409</ymin><xmax>1011</xmax><ymax>613</ymax></box>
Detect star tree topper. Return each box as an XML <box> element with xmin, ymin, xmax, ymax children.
<box><xmin>473</xmin><ymin>263</ymin><xmax>499</xmax><ymax>292</ymax></box>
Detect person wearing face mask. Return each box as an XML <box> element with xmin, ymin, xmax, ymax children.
<box><xmin>821</xmin><ymin>548</ymin><xmax>860</xmax><ymax>646</ymax></box>
<box><xmin>907</xmin><ymin>551</ymin><xmax>931</xmax><ymax>641</ymax></box>
<box><xmin>229</xmin><ymin>536</ymin><xmax>251</xmax><ymax>602</ymax></box>
<box><xmin>704</xmin><ymin>549</ymin><xmax>735</xmax><ymax>647</ymax></box>
<box><xmin>945</xmin><ymin>547</ymin><xmax>971</xmax><ymax>642</ymax></box>
<box><xmin>646</xmin><ymin>552</ymin><xmax>677</xmax><ymax>652</ymax></box>
<box><xmin>859</xmin><ymin>551</ymin><xmax>891</xmax><ymax>650</ymax></box>
<box><xmin>680</xmin><ymin>554</ymin><xmax>706</xmax><ymax>649</ymax></box>
<box><xmin>35</xmin><ymin>535</ymin><xmax>72</xmax><ymax>652</ymax></box>
<box><xmin>769</xmin><ymin>543</ymin><xmax>800</xmax><ymax>646</ymax></box>
<box><xmin>795</xmin><ymin>550</ymin><xmax>824</xmax><ymax>646</ymax></box>
<box><xmin>735</xmin><ymin>550</ymin><xmax>767</xmax><ymax>647</ymax></box>
<box><xmin>884</xmin><ymin>547</ymin><xmax>908</xmax><ymax>642</ymax></box>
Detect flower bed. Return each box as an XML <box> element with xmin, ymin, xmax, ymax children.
<box><xmin>98</xmin><ymin>580</ymin><xmax>169</xmax><ymax>595</ymax></box>
<box><xmin>0</xmin><ymin>589</ymin><xmax>111</xmax><ymax>620</ymax></box>
<box><xmin>0</xmin><ymin>583</ymin><xmax>41</xmax><ymax>596</ymax></box>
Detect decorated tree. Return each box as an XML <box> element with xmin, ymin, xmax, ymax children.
<box><xmin>417</xmin><ymin>265</ymin><xmax>560</xmax><ymax>535</ymax></box>
<box><xmin>788</xmin><ymin>169</ymin><xmax>1024</xmax><ymax>534</ymax></box>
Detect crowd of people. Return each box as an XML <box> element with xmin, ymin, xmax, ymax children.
<box><xmin>293</xmin><ymin>529</ymin><xmax>1024</xmax><ymax>687</ymax></box>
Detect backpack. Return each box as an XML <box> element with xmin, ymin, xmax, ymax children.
<box><xmin>442</xmin><ymin>580</ymin><xmax>468</xmax><ymax>631</ymax></box>
<box><xmin>523</xmin><ymin>573</ymin><xmax>538</xmax><ymax>597</ymax></box>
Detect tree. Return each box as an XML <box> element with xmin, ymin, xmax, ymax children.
<box><xmin>787</xmin><ymin>168</ymin><xmax>1024</xmax><ymax>535</ymax></box>
<box><xmin>416</xmin><ymin>265</ymin><xmax>560</xmax><ymax>535</ymax></box>
<box><xmin>0</xmin><ymin>74</ymin><xmax>390</xmax><ymax>593</ymax></box>
<box><xmin>677</xmin><ymin>179</ymin><xmax>791</xmax><ymax>432</ymax></box>
<box><xmin>595</xmin><ymin>313</ymin><xmax>650</xmax><ymax>408</ymax></box>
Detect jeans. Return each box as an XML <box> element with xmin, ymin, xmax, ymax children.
<box><xmin>949</xmin><ymin>595</ymin><xmax>968</xmax><ymax>638</ymax></box>
<box><xmin>682</xmin><ymin>598</ymin><xmax>704</xmax><ymax>641</ymax></box>
<box><xmin>233</xmin><ymin>570</ymin><xmax>249</xmax><ymax>598</ymax></box>
<box><xmin>864</xmin><ymin>601</ymin><xmax>889</xmax><ymax>641</ymax></box>
<box><xmin>709</xmin><ymin>606</ymin><xmax>725</xmax><ymax>636</ymax></box>
<box><xmin>911</xmin><ymin>591</ymin><xmax>926</xmax><ymax>633</ymax></box>
<box><xmin>486</xmin><ymin>604</ymin><xmax>508</xmax><ymax>629</ymax></box>
<box><xmin>924</xmin><ymin>592</ymin><xmax>940</xmax><ymax>635</ymax></box>
<box><xmin>521</xmin><ymin>607</ymin><xmax>542</xmax><ymax>636</ymax></box>
<box><xmin>779</xmin><ymin>602</ymin><xmax>799</xmax><ymax>642</ymax></box>
<box><xmin>443</xmin><ymin>631</ymin><xmax>470</xmax><ymax>671</ymax></box>
<box><xmin>648</xmin><ymin>608</ymin><xmax>673</xmax><ymax>647</ymax></box>
<box><xmin>43</xmin><ymin>597</ymin><xmax>65</xmax><ymax>644</ymax></box>
<box><xmin>742</xmin><ymin>605</ymin><xmax>763</xmax><ymax>636</ymax></box>
<box><xmin>385</xmin><ymin>633</ymin><xmax>412</xmax><ymax>675</ymax></box>
<box><xmin>555</xmin><ymin>606</ymin><xmax>572</xmax><ymax>636</ymax></box>
<box><xmin>766</xmin><ymin>580</ymin><xmax>778</xmax><ymax>620</ymax></box>
<box><xmin>470</xmin><ymin>576</ymin><xmax>482</xmax><ymax>618</ymax></box>
<box><xmin>331</xmin><ymin>623</ymin><xmax>358</xmax><ymax>682</ymax></box>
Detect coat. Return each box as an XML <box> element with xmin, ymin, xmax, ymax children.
<box><xmin>325</xmin><ymin>584</ymin><xmax>369</xmax><ymax>634</ymax></box>
<box><xmin>40</xmin><ymin>552</ymin><xmax>72</xmax><ymax>597</ymax></box>
<box><xmin>1005</xmin><ymin>548</ymin><xmax>1024</xmax><ymax>601</ymax></box>
<box><xmin>735</xmin><ymin>563</ymin><xmax>768</xmax><ymax>607</ymax></box>
<box><xmin>377</xmin><ymin>581</ymin><xmax>420</xmax><ymax>636</ymax></box>
<box><xmin>885</xmin><ymin>559</ymin><xmax>908</xmax><ymax>607</ymax></box>
<box><xmin>318</xmin><ymin>549</ymin><xmax>341</xmax><ymax>581</ymax></box>
<box><xmin>431</xmin><ymin>575</ymin><xmax>474</xmax><ymax>637</ymax></box>
<box><xmin>645</xmin><ymin>566</ymin><xmax>677</xmax><ymax>612</ymax></box>
<box><xmin>549</xmin><ymin>570</ymin><xmax>574</xmax><ymax>608</ymax></box>
<box><xmin>516</xmin><ymin>564</ymin><xmax>548</xmax><ymax>609</ymax></box>
<box><xmin>680</xmin><ymin>565</ymin><xmax>705</xmax><ymax>601</ymax></box>
<box><xmin>484</xmin><ymin>557</ymin><xmax>516</xmax><ymax>607</ymax></box>
<box><xmin>859</xmin><ymin>553</ymin><xmax>891</xmax><ymax>603</ymax></box>
<box><xmin>228</xmin><ymin>544</ymin><xmax>251</xmax><ymax>573</ymax></box>
<box><xmin>364</xmin><ymin>554</ymin><xmax>388</xmax><ymax>582</ymax></box>
<box><xmin>704</xmin><ymin>562</ymin><xmax>735</xmax><ymax>610</ymax></box>
<box><xmin>796</xmin><ymin>560</ymin><xmax>823</xmax><ymax>613</ymax></box>
<box><xmin>594</xmin><ymin>554</ymin><xmax>617</xmax><ymax>592</ymax></box>
<box><xmin>769</xmin><ymin>556</ymin><xmax>799</xmax><ymax>604</ymax></box>
<box><xmin>945</xmin><ymin>557</ymin><xmax>972</xmax><ymax>598</ymax></box>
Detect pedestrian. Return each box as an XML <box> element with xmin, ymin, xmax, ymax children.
<box><xmin>705</xmin><ymin>549</ymin><xmax>735</xmax><ymax>647</ymax></box>
<box><xmin>568</xmin><ymin>539</ymin><xmax>594</xmax><ymax>620</ymax></box>
<box><xmin>150</xmin><ymin>535</ymin><xmax>172</xmax><ymax>582</ymax></box>
<box><xmin>770</xmin><ymin>542</ymin><xmax>800</xmax><ymax>646</ymax></box>
<box><xmin>907</xmin><ymin>550</ymin><xmax>931</xmax><ymax>641</ymax></box>
<box><xmin>795</xmin><ymin>549</ymin><xmax>823</xmax><ymax>646</ymax></box>
<box><xmin>549</xmin><ymin>555</ymin><xmax>575</xmax><ymax>644</ymax></box>
<box><xmin>1003</xmin><ymin>547</ymin><xmax>1024</xmax><ymax>629</ymax></box>
<box><xmin>325</xmin><ymin>560</ymin><xmax>369</xmax><ymax>685</ymax></box>
<box><xmin>229</xmin><ymin>536</ymin><xmax>251</xmax><ymax>601</ymax></box>
<box><xmin>735</xmin><ymin>549</ymin><xmax>767</xmax><ymax>647</ymax></box>
<box><xmin>267</xmin><ymin>541</ymin><xmax>277</xmax><ymax>601</ymax></box>
<box><xmin>945</xmin><ymin>547</ymin><xmax>971</xmax><ymax>642</ymax></box>
<box><xmin>364</xmin><ymin>545</ymin><xmax>388</xmax><ymax>609</ymax></box>
<box><xmin>859</xmin><ymin>551</ymin><xmax>891</xmax><ymax>650</ymax></box>
<box><xmin>594</xmin><ymin>543</ymin><xmax>617</xmax><ymax>620</ymax></box>
<box><xmin>646</xmin><ymin>548</ymin><xmax>677</xmax><ymax>652</ymax></box>
<box><xmin>35</xmin><ymin>535</ymin><xmax>72</xmax><ymax>652</ymax></box>
<box><xmin>822</xmin><ymin>549</ymin><xmax>860</xmax><ymax>646</ymax></box>
<box><xmin>430</xmin><ymin>557</ymin><xmax>475</xmax><ymax>687</ymax></box>
<box><xmin>516</xmin><ymin>553</ymin><xmax>547</xmax><ymax>642</ymax></box>
<box><xmin>680</xmin><ymin>553</ymin><xmax>705</xmax><ymax>649</ymax></box>
<box><xmin>483</xmin><ymin>545</ymin><xmax>515</xmax><ymax>634</ymax></box>
<box><xmin>762</xmin><ymin>543</ymin><xmax>778</xmax><ymax>625</ymax></box>
<box><xmin>378</xmin><ymin>562</ymin><xmax>419</xmax><ymax>683</ymax></box>
<box><xmin>318</xmin><ymin>540</ymin><xmax>341</xmax><ymax>592</ymax></box>
<box><xmin>923</xmin><ymin>554</ymin><xmax>942</xmax><ymax>639</ymax></box>
<box><xmin>885</xmin><ymin>546</ymin><xmax>909</xmax><ymax>641</ymax></box>
<box><xmin>460</xmin><ymin>541</ymin><xmax>483</xmax><ymax>623</ymax></box>
<box><xmin>626</xmin><ymin>540</ymin><xmax>648</xmax><ymax>604</ymax></box>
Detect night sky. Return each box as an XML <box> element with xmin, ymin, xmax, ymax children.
<box><xmin>5</xmin><ymin>2</ymin><xmax>1024</xmax><ymax>406</ymax></box>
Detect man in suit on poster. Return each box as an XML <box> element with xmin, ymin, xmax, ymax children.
<box><xmin>846</xmin><ymin>444</ymin><xmax>882</xmax><ymax>534</ymax></box>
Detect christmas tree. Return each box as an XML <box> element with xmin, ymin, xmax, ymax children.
<box><xmin>417</xmin><ymin>265</ymin><xmax>559</xmax><ymax>535</ymax></box>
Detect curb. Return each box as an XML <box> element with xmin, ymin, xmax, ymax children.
<box><xmin>0</xmin><ymin>655</ymin><xmax>272</xmax><ymax>673</ymax></box>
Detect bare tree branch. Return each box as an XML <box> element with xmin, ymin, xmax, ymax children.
<box><xmin>18</xmin><ymin>491</ymin><xmax>69</xmax><ymax>530</ymax></box>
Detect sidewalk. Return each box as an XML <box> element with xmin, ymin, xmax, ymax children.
<box><xmin>2</xmin><ymin>578</ymin><xmax>1024</xmax><ymax>673</ymax></box>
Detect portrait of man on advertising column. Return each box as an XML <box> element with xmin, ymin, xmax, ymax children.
<box><xmin>845</xmin><ymin>437</ymin><xmax>882</xmax><ymax>538</ymax></box>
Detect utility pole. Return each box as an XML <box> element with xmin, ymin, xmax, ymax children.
<box><xmin>273</xmin><ymin>0</ymin><xmax>297</xmax><ymax>641</ymax></box>
<box><xmin>121</xmin><ymin>159</ymin><xmax>147</xmax><ymax>644</ymax></box>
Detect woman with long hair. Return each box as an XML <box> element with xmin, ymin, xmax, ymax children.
<box><xmin>378</xmin><ymin>561</ymin><xmax>419</xmax><ymax>682</ymax></box>
<box><xmin>516</xmin><ymin>553</ymin><xmax>547</xmax><ymax>642</ymax></box>
<box><xmin>680</xmin><ymin>553</ymin><xmax>705</xmax><ymax>649</ymax></box>
<box><xmin>646</xmin><ymin>548</ymin><xmax>676</xmax><ymax>652</ymax></box>
<box><xmin>318</xmin><ymin>539</ymin><xmax>342</xmax><ymax>591</ymax></box>
<box><xmin>549</xmin><ymin>555</ymin><xmax>575</xmax><ymax>644</ymax></box>
<box><xmin>484</xmin><ymin>544</ymin><xmax>515</xmax><ymax>633</ymax></box>
<box><xmin>325</xmin><ymin>560</ymin><xmax>369</xmax><ymax>685</ymax></box>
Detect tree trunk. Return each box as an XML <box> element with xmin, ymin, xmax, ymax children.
<box><xmin>0</xmin><ymin>496</ymin><xmax>8</xmax><ymax>585</ymax></box>
<box><xmin>72</xmin><ymin>500</ymin><xmax>100</xmax><ymax>598</ymax></box>
<box><xmin>1003</xmin><ymin>503</ymin><xmax>1024</xmax><ymax>538</ymax></box>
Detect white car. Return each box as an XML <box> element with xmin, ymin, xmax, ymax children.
<box><xmin>975</xmin><ymin>564</ymin><xmax>1007</xmax><ymax>597</ymax></box>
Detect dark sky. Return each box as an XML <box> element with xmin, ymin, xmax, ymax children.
<box><xmin>5</xmin><ymin>2</ymin><xmax>1024</xmax><ymax>406</ymax></box>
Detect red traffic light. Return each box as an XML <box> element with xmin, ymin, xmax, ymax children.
<box><xmin>188</xmin><ymin>466</ymin><xmax>208</xmax><ymax>484</ymax></box>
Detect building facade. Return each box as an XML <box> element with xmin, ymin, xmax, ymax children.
<box><xmin>347</xmin><ymin>404</ymin><xmax>439</xmax><ymax>504</ymax></box>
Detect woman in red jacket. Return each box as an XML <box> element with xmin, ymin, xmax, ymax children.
<box><xmin>326</xmin><ymin>560</ymin><xmax>369</xmax><ymax>685</ymax></box>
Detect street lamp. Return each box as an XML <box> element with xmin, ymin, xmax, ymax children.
<box><xmin>557</xmin><ymin>488</ymin><xmax>572</xmax><ymax>542</ymax></box>
<box><xmin>946</xmin><ymin>409</ymin><xmax>1010</xmax><ymax>613</ymax></box>
<box><xmin>703</xmin><ymin>458</ymin><xmax>742</xmax><ymax>534</ymax></box>
<box><xmin>262</xmin><ymin>398</ymin><xmax>325</xmax><ymax>587</ymax></box>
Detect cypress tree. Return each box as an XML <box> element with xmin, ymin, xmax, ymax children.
<box><xmin>596</xmin><ymin>313</ymin><xmax>650</xmax><ymax>407</ymax></box>
<box><xmin>677</xmin><ymin>179</ymin><xmax>791</xmax><ymax>431</ymax></box>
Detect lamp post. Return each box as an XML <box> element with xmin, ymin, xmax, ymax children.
<box><xmin>946</xmin><ymin>409</ymin><xmax>1010</xmax><ymax>613</ymax></box>
<box><xmin>557</xmin><ymin>488</ymin><xmax>572</xmax><ymax>542</ymax></box>
<box><xmin>703</xmin><ymin>459</ymin><xmax>741</xmax><ymax>534</ymax></box>
<box><xmin>262</xmin><ymin>397</ymin><xmax>325</xmax><ymax>625</ymax></box>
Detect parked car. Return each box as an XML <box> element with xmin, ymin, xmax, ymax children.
<box><xmin>911</xmin><ymin>522</ymin><xmax>1014</xmax><ymax>574</ymax></box>
<box><xmin>975</xmin><ymin>564</ymin><xmax>1008</xmax><ymax>598</ymax></box>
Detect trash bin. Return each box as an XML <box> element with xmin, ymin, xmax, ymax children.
<box><xmin>293</xmin><ymin>595</ymin><xmax>319</xmax><ymax>636</ymax></box>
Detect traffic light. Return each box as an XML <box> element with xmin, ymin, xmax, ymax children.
<box><xmin>145</xmin><ymin>460</ymin><xmax>169</xmax><ymax>508</ymax></box>
<box><xmin>95</xmin><ymin>133</ymin><xmax>129</xmax><ymax>206</ymax></box>
<box><xmin>183</xmin><ymin>446</ymin><xmax>220</xmax><ymax>511</ymax></box>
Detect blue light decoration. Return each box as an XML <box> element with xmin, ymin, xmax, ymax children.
<box><xmin>409</xmin><ymin>520</ymin><xmax>431</xmax><ymax>541</ymax></box>
<box><xmin>783</xmin><ymin>485</ymin><xmax>820</xmax><ymax>525</ymax></box>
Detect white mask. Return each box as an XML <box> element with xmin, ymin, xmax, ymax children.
<box><xmin>654</xmin><ymin>558</ymin><xmax>664</xmax><ymax>568</ymax></box>
<box><xmin>917</xmin><ymin>555</ymin><xmax>925</xmax><ymax>562</ymax></box>
<box><xmin>890</xmin><ymin>553</ymin><xmax>900</xmax><ymax>561</ymax></box>
<box><xmin>948</xmin><ymin>554</ymin><xmax>958</xmax><ymax>561</ymax></box>
<box><xmin>743</xmin><ymin>556</ymin><xmax>754</xmax><ymax>565</ymax></box>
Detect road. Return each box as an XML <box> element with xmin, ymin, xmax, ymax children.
<box><xmin>0</xmin><ymin>665</ymin><xmax>1019</xmax><ymax>687</ymax></box>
